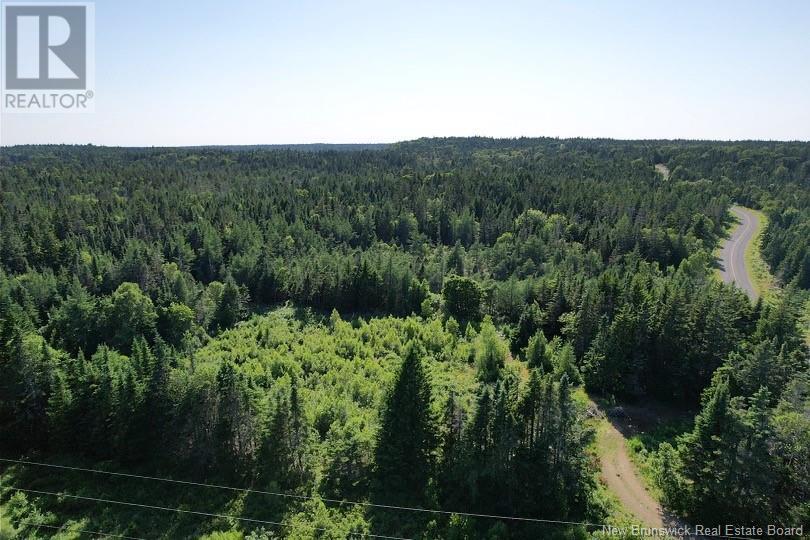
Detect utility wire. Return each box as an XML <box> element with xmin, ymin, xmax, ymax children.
<box><xmin>11</xmin><ymin>518</ymin><xmax>146</xmax><ymax>539</ymax></box>
<box><xmin>7</xmin><ymin>486</ymin><xmax>412</xmax><ymax>540</ymax></box>
<box><xmin>2</xmin><ymin>458</ymin><xmax>762</xmax><ymax>540</ymax></box>
<box><xmin>0</xmin><ymin>457</ymin><xmax>599</xmax><ymax>528</ymax></box>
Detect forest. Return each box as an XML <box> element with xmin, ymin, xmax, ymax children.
<box><xmin>0</xmin><ymin>138</ymin><xmax>808</xmax><ymax>539</ymax></box>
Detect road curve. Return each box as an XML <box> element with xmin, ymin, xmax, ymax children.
<box><xmin>718</xmin><ymin>206</ymin><xmax>759</xmax><ymax>300</ymax></box>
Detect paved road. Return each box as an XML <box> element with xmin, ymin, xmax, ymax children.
<box><xmin>718</xmin><ymin>206</ymin><xmax>759</xmax><ymax>300</ymax></box>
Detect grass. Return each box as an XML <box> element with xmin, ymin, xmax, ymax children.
<box><xmin>730</xmin><ymin>208</ymin><xmax>810</xmax><ymax>343</ymax></box>
<box><xmin>742</xmin><ymin>207</ymin><xmax>776</xmax><ymax>301</ymax></box>
<box><xmin>624</xmin><ymin>419</ymin><xmax>691</xmax><ymax>501</ymax></box>
<box><xmin>721</xmin><ymin>207</ymin><xmax>810</xmax><ymax>344</ymax></box>
<box><xmin>582</xmin><ymin>392</ymin><xmax>693</xmax><ymax>519</ymax></box>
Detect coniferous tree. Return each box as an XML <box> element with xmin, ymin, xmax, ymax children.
<box><xmin>678</xmin><ymin>372</ymin><xmax>737</xmax><ymax>521</ymax></box>
<box><xmin>438</xmin><ymin>392</ymin><xmax>464</xmax><ymax>508</ymax></box>
<box><xmin>211</xmin><ymin>275</ymin><xmax>247</xmax><ymax>332</ymax></box>
<box><xmin>475</xmin><ymin>318</ymin><xmax>507</xmax><ymax>383</ymax></box>
<box><xmin>524</xmin><ymin>331</ymin><xmax>551</xmax><ymax>372</ymax></box>
<box><xmin>264</xmin><ymin>377</ymin><xmax>311</xmax><ymax>490</ymax></box>
<box><xmin>46</xmin><ymin>368</ymin><xmax>72</xmax><ymax>451</ymax></box>
<box><xmin>514</xmin><ymin>301</ymin><xmax>543</xmax><ymax>353</ymax></box>
<box><xmin>373</xmin><ymin>341</ymin><xmax>437</xmax><ymax>507</ymax></box>
<box><xmin>215</xmin><ymin>361</ymin><xmax>258</xmax><ymax>479</ymax></box>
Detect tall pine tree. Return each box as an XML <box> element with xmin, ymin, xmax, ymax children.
<box><xmin>373</xmin><ymin>341</ymin><xmax>437</xmax><ymax>507</ymax></box>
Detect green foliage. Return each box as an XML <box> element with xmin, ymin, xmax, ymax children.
<box><xmin>2</xmin><ymin>492</ymin><xmax>55</xmax><ymax>539</ymax></box>
<box><xmin>514</xmin><ymin>301</ymin><xmax>544</xmax><ymax>353</ymax></box>
<box><xmin>442</xmin><ymin>275</ymin><xmax>483</xmax><ymax>323</ymax></box>
<box><xmin>763</xmin><ymin>207</ymin><xmax>810</xmax><ymax>288</ymax></box>
<box><xmin>651</xmin><ymin>293</ymin><xmax>809</xmax><ymax>527</ymax></box>
<box><xmin>474</xmin><ymin>317</ymin><xmax>507</xmax><ymax>383</ymax></box>
<box><xmin>263</xmin><ymin>376</ymin><xmax>313</xmax><ymax>489</ymax></box>
<box><xmin>104</xmin><ymin>282</ymin><xmax>157</xmax><ymax>353</ymax></box>
<box><xmin>524</xmin><ymin>330</ymin><xmax>551</xmax><ymax>372</ymax></box>
<box><xmin>159</xmin><ymin>301</ymin><xmax>196</xmax><ymax>345</ymax></box>
<box><xmin>439</xmin><ymin>369</ymin><xmax>594</xmax><ymax>536</ymax></box>
<box><xmin>2</xmin><ymin>139</ymin><xmax>809</xmax><ymax>537</ymax></box>
<box><xmin>373</xmin><ymin>341</ymin><xmax>438</xmax><ymax>507</ymax></box>
<box><xmin>552</xmin><ymin>342</ymin><xmax>582</xmax><ymax>384</ymax></box>
<box><xmin>211</xmin><ymin>276</ymin><xmax>249</xmax><ymax>332</ymax></box>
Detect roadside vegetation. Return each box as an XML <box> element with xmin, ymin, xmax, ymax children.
<box><xmin>744</xmin><ymin>208</ymin><xmax>777</xmax><ymax>300</ymax></box>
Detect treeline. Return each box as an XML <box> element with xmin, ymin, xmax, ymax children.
<box><xmin>762</xmin><ymin>206</ymin><xmax>810</xmax><ymax>288</ymax></box>
<box><xmin>0</xmin><ymin>140</ymin><xmax>732</xmax><ymax>277</ymax></box>
<box><xmin>1</xmin><ymin>138</ymin><xmax>809</xmax><ymax>537</ymax></box>
<box><xmin>0</xmin><ymin>305</ymin><xmax>598</xmax><ymax>538</ymax></box>
<box><xmin>0</xmin><ymin>215</ymin><xmax>754</xmax><ymax>406</ymax></box>
<box><xmin>654</xmin><ymin>292</ymin><xmax>808</xmax><ymax>528</ymax></box>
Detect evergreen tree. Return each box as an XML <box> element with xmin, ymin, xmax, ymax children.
<box><xmin>211</xmin><ymin>275</ymin><xmax>247</xmax><ymax>332</ymax></box>
<box><xmin>46</xmin><ymin>368</ymin><xmax>73</xmax><ymax>451</ymax></box>
<box><xmin>514</xmin><ymin>301</ymin><xmax>543</xmax><ymax>353</ymax></box>
<box><xmin>373</xmin><ymin>342</ymin><xmax>437</xmax><ymax>506</ymax></box>
<box><xmin>736</xmin><ymin>386</ymin><xmax>776</xmax><ymax>522</ymax></box>
<box><xmin>438</xmin><ymin>392</ymin><xmax>464</xmax><ymax>508</ymax></box>
<box><xmin>264</xmin><ymin>377</ymin><xmax>311</xmax><ymax>490</ymax></box>
<box><xmin>678</xmin><ymin>372</ymin><xmax>738</xmax><ymax>521</ymax></box>
<box><xmin>524</xmin><ymin>331</ymin><xmax>551</xmax><ymax>372</ymax></box>
<box><xmin>552</xmin><ymin>342</ymin><xmax>582</xmax><ymax>384</ymax></box>
<box><xmin>475</xmin><ymin>317</ymin><xmax>507</xmax><ymax>383</ymax></box>
<box><xmin>127</xmin><ymin>339</ymin><xmax>170</xmax><ymax>463</ymax></box>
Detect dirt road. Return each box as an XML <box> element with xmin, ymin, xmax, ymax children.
<box><xmin>599</xmin><ymin>418</ymin><xmax>667</xmax><ymax>528</ymax></box>
<box><xmin>593</xmin><ymin>400</ymin><xmax>690</xmax><ymax>533</ymax></box>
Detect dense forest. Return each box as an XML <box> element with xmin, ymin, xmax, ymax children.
<box><xmin>0</xmin><ymin>138</ymin><xmax>808</xmax><ymax>539</ymax></box>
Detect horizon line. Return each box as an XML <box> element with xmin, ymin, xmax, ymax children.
<box><xmin>3</xmin><ymin>135</ymin><xmax>810</xmax><ymax>149</ymax></box>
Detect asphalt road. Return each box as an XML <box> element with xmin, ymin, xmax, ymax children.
<box><xmin>718</xmin><ymin>206</ymin><xmax>759</xmax><ymax>300</ymax></box>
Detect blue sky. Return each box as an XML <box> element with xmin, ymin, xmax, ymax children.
<box><xmin>2</xmin><ymin>0</ymin><xmax>809</xmax><ymax>145</ymax></box>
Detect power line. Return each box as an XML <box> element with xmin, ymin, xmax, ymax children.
<box><xmin>0</xmin><ymin>457</ymin><xmax>598</xmax><ymax>528</ymax></box>
<box><xmin>11</xmin><ymin>518</ymin><xmax>146</xmax><ymax>540</ymax></box>
<box><xmin>8</xmin><ymin>486</ymin><xmax>411</xmax><ymax>540</ymax></box>
<box><xmin>2</xmin><ymin>458</ymin><xmax>763</xmax><ymax>540</ymax></box>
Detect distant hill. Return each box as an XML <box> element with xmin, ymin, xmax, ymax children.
<box><xmin>188</xmin><ymin>143</ymin><xmax>390</xmax><ymax>152</ymax></box>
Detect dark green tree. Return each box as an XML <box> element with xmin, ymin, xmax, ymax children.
<box><xmin>104</xmin><ymin>282</ymin><xmax>157</xmax><ymax>353</ymax></box>
<box><xmin>524</xmin><ymin>331</ymin><xmax>551</xmax><ymax>372</ymax></box>
<box><xmin>514</xmin><ymin>301</ymin><xmax>543</xmax><ymax>353</ymax></box>
<box><xmin>373</xmin><ymin>342</ymin><xmax>437</xmax><ymax>506</ymax></box>
<box><xmin>211</xmin><ymin>276</ymin><xmax>247</xmax><ymax>332</ymax></box>
<box><xmin>442</xmin><ymin>275</ymin><xmax>482</xmax><ymax>323</ymax></box>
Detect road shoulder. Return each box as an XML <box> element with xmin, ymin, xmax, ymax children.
<box><xmin>740</xmin><ymin>207</ymin><xmax>775</xmax><ymax>300</ymax></box>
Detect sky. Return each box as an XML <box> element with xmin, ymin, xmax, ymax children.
<box><xmin>1</xmin><ymin>0</ymin><xmax>809</xmax><ymax>146</ymax></box>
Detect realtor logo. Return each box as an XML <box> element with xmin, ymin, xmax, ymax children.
<box><xmin>1</xmin><ymin>1</ymin><xmax>95</xmax><ymax>112</ymax></box>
